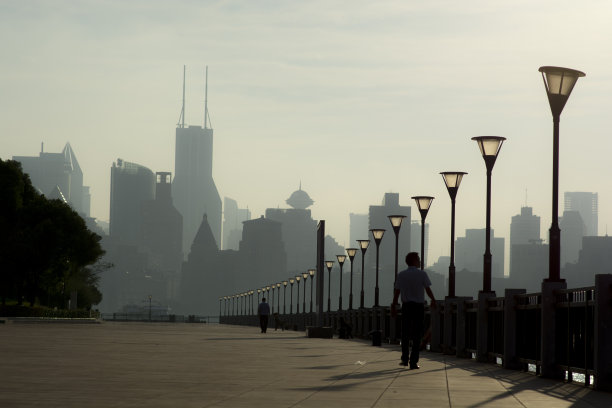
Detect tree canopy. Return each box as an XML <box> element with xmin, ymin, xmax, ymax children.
<box><xmin>0</xmin><ymin>159</ymin><xmax>105</xmax><ymax>309</ymax></box>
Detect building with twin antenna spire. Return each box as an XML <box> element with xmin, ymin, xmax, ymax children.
<box><xmin>172</xmin><ymin>66</ymin><xmax>222</xmax><ymax>253</ymax></box>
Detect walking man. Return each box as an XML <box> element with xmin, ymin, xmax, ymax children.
<box><xmin>391</xmin><ymin>252</ymin><xmax>437</xmax><ymax>369</ymax></box>
<box><xmin>258</xmin><ymin>297</ymin><xmax>271</xmax><ymax>333</ymax></box>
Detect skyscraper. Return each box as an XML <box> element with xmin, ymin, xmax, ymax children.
<box><xmin>13</xmin><ymin>142</ymin><xmax>90</xmax><ymax>216</ymax></box>
<box><xmin>509</xmin><ymin>206</ymin><xmax>541</xmax><ymax>275</ymax></box>
<box><xmin>222</xmin><ymin>197</ymin><xmax>251</xmax><ymax>250</ymax></box>
<box><xmin>109</xmin><ymin>158</ymin><xmax>155</xmax><ymax>246</ymax></box>
<box><xmin>172</xmin><ymin>67</ymin><xmax>222</xmax><ymax>252</ymax></box>
<box><xmin>564</xmin><ymin>192</ymin><xmax>598</xmax><ymax>236</ymax></box>
<box><xmin>455</xmin><ymin>228</ymin><xmax>505</xmax><ymax>278</ymax></box>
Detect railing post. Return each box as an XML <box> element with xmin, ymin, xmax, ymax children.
<box><xmin>540</xmin><ymin>280</ymin><xmax>567</xmax><ymax>379</ymax></box>
<box><xmin>477</xmin><ymin>291</ymin><xmax>496</xmax><ymax>362</ymax></box>
<box><xmin>443</xmin><ymin>297</ymin><xmax>454</xmax><ymax>354</ymax></box>
<box><xmin>503</xmin><ymin>288</ymin><xmax>526</xmax><ymax>370</ymax></box>
<box><xmin>455</xmin><ymin>298</ymin><xmax>469</xmax><ymax>358</ymax></box>
<box><xmin>430</xmin><ymin>300</ymin><xmax>442</xmax><ymax>352</ymax></box>
<box><xmin>594</xmin><ymin>274</ymin><xmax>612</xmax><ymax>391</ymax></box>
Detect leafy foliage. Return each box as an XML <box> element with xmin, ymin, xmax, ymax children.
<box><xmin>0</xmin><ymin>159</ymin><xmax>106</xmax><ymax>309</ymax></box>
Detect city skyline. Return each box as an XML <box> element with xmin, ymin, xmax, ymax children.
<box><xmin>2</xmin><ymin>1</ymin><xmax>612</xmax><ymax>270</ymax></box>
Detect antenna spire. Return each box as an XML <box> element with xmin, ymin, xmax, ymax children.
<box><xmin>177</xmin><ymin>65</ymin><xmax>186</xmax><ymax>128</ymax></box>
<box><xmin>204</xmin><ymin>66</ymin><xmax>211</xmax><ymax>129</ymax></box>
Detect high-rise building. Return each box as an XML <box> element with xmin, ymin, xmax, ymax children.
<box><xmin>13</xmin><ymin>142</ymin><xmax>90</xmax><ymax>216</ymax></box>
<box><xmin>455</xmin><ymin>228</ymin><xmax>505</xmax><ymax>278</ymax></box>
<box><xmin>222</xmin><ymin>197</ymin><xmax>251</xmax><ymax>250</ymax></box>
<box><xmin>109</xmin><ymin>158</ymin><xmax>155</xmax><ymax>246</ymax></box>
<box><xmin>510</xmin><ymin>240</ymin><xmax>548</xmax><ymax>292</ymax></box>
<box><xmin>410</xmin><ymin>220</ymin><xmax>429</xmax><ymax>264</ymax></box>
<box><xmin>265</xmin><ymin>187</ymin><xmax>317</xmax><ymax>274</ymax></box>
<box><xmin>349</xmin><ymin>213</ymin><xmax>368</xmax><ymax>248</ymax></box>
<box><xmin>559</xmin><ymin>210</ymin><xmax>585</xmax><ymax>266</ymax></box>
<box><xmin>509</xmin><ymin>206</ymin><xmax>540</xmax><ymax>274</ymax></box>
<box><xmin>564</xmin><ymin>192</ymin><xmax>598</xmax><ymax>236</ymax></box>
<box><xmin>141</xmin><ymin>172</ymin><xmax>183</xmax><ymax>298</ymax></box>
<box><xmin>172</xmin><ymin>67</ymin><xmax>222</xmax><ymax>253</ymax></box>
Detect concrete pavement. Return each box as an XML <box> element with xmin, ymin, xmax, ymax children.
<box><xmin>1</xmin><ymin>322</ymin><xmax>610</xmax><ymax>407</ymax></box>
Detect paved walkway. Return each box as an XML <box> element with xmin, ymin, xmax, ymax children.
<box><xmin>1</xmin><ymin>322</ymin><xmax>610</xmax><ymax>407</ymax></box>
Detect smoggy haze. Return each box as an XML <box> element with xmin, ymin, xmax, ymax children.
<box><xmin>2</xmin><ymin>1</ymin><xmax>612</xmax><ymax>271</ymax></box>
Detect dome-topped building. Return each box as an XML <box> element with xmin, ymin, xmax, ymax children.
<box><xmin>286</xmin><ymin>184</ymin><xmax>314</xmax><ymax>210</ymax></box>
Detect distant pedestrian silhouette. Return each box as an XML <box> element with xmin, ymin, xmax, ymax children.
<box><xmin>258</xmin><ymin>298</ymin><xmax>271</xmax><ymax>333</ymax></box>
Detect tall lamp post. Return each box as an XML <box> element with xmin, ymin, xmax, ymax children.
<box><xmin>336</xmin><ymin>255</ymin><xmax>346</xmax><ymax>310</ymax></box>
<box><xmin>308</xmin><ymin>269</ymin><xmax>315</xmax><ymax>313</ymax></box>
<box><xmin>325</xmin><ymin>261</ymin><xmax>334</xmax><ymax>312</ymax></box>
<box><xmin>302</xmin><ymin>273</ymin><xmax>308</xmax><ymax>313</ymax></box>
<box><xmin>289</xmin><ymin>278</ymin><xmax>295</xmax><ymax>314</ymax></box>
<box><xmin>357</xmin><ymin>240</ymin><xmax>370</xmax><ymax>309</ymax></box>
<box><xmin>257</xmin><ymin>288</ymin><xmax>261</xmax><ymax>305</ymax></box>
<box><xmin>388</xmin><ymin>215</ymin><xmax>406</xmax><ymax>283</ymax></box>
<box><xmin>282</xmin><ymin>281</ymin><xmax>288</xmax><ymax>314</ymax></box>
<box><xmin>295</xmin><ymin>275</ymin><xmax>301</xmax><ymax>313</ymax></box>
<box><xmin>472</xmin><ymin>136</ymin><xmax>505</xmax><ymax>292</ymax></box>
<box><xmin>412</xmin><ymin>196</ymin><xmax>434</xmax><ymax>270</ymax></box>
<box><xmin>370</xmin><ymin>229</ymin><xmax>385</xmax><ymax>307</ymax></box>
<box><xmin>148</xmin><ymin>295</ymin><xmax>152</xmax><ymax>321</ymax></box>
<box><xmin>441</xmin><ymin>172</ymin><xmax>467</xmax><ymax>297</ymax></box>
<box><xmin>276</xmin><ymin>283</ymin><xmax>281</xmax><ymax>314</ymax></box>
<box><xmin>346</xmin><ymin>248</ymin><xmax>357</xmax><ymax>309</ymax></box>
<box><xmin>539</xmin><ymin>66</ymin><xmax>585</xmax><ymax>282</ymax></box>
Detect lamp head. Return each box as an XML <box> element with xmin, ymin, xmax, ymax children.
<box><xmin>357</xmin><ymin>239</ymin><xmax>370</xmax><ymax>253</ymax></box>
<box><xmin>308</xmin><ymin>269</ymin><xmax>315</xmax><ymax>277</ymax></box>
<box><xmin>370</xmin><ymin>228</ymin><xmax>386</xmax><ymax>244</ymax></box>
<box><xmin>440</xmin><ymin>172</ymin><xmax>467</xmax><ymax>200</ymax></box>
<box><xmin>388</xmin><ymin>215</ymin><xmax>406</xmax><ymax>233</ymax></box>
<box><xmin>539</xmin><ymin>66</ymin><xmax>585</xmax><ymax>117</ymax></box>
<box><xmin>471</xmin><ymin>136</ymin><xmax>505</xmax><ymax>171</ymax></box>
<box><xmin>325</xmin><ymin>260</ymin><xmax>335</xmax><ymax>270</ymax></box>
<box><xmin>346</xmin><ymin>247</ymin><xmax>358</xmax><ymax>260</ymax></box>
<box><xmin>336</xmin><ymin>254</ymin><xmax>346</xmax><ymax>265</ymax></box>
<box><xmin>411</xmin><ymin>196</ymin><xmax>435</xmax><ymax>220</ymax></box>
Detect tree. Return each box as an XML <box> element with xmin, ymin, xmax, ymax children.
<box><xmin>0</xmin><ymin>159</ymin><xmax>105</xmax><ymax>308</ymax></box>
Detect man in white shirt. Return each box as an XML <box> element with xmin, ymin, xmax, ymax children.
<box><xmin>257</xmin><ymin>298</ymin><xmax>271</xmax><ymax>333</ymax></box>
<box><xmin>391</xmin><ymin>252</ymin><xmax>437</xmax><ymax>369</ymax></box>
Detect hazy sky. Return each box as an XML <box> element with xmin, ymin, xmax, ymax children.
<box><xmin>2</xmin><ymin>0</ymin><xmax>611</xmax><ymax>273</ymax></box>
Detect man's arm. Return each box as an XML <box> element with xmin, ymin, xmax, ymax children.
<box><xmin>390</xmin><ymin>289</ymin><xmax>400</xmax><ymax>317</ymax></box>
<box><xmin>425</xmin><ymin>286</ymin><xmax>437</xmax><ymax>309</ymax></box>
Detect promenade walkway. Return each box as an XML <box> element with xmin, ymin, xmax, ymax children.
<box><xmin>1</xmin><ymin>321</ymin><xmax>610</xmax><ymax>407</ymax></box>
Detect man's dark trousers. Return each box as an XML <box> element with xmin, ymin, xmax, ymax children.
<box><xmin>401</xmin><ymin>301</ymin><xmax>424</xmax><ymax>365</ymax></box>
<box><xmin>259</xmin><ymin>315</ymin><xmax>269</xmax><ymax>333</ymax></box>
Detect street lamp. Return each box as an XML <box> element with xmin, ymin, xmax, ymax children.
<box><xmin>289</xmin><ymin>278</ymin><xmax>295</xmax><ymax>314</ymax></box>
<box><xmin>276</xmin><ymin>283</ymin><xmax>281</xmax><ymax>314</ymax></box>
<box><xmin>472</xmin><ymin>136</ymin><xmax>505</xmax><ymax>292</ymax></box>
<box><xmin>357</xmin><ymin>240</ymin><xmax>370</xmax><ymax>309</ymax></box>
<box><xmin>308</xmin><ymin>269</ymin><xmax>315</xmax><ymax>313</ymax></box>
<box><xmin>346</xmin><ymin>248</ymin><xmax>357</xmax><ymax>309</ymax></box>
<box><xmin>302</xmin><ymin>273</ymin><xmax>308</xmax><ymax>313</ymax></box>
<box><xmin>539</xmin><ymin>66</ymin><xmax>585</xmax><ymax>282</ymax></box>
<box><xmin>295</xmin><ymin>275</ymin><xmax>301</xmax><ymax>314</ymax></box>
<box><xmin>325</xmin><ymin>261</ymin><xmax>334</xmax><ymax>312</ymax></box>
<box><xmin>257</xmin><ymin>288</ymin><xmax>261</xmax><ymax>305</ymax></box>
<box><xmin>412</xmin><ymin>196</ymin><xmax>434</xmax><ymax>270</ymax></box>
<box><xmin>336</xmin><ymin>255</ymin><xmax>346</xmax><ymax>310</ymax></box>
<box><xmin>441</xmin><ymin>172</ymin><xmax>467</xmax><ymax>297</ymax></box>
<box><xmin>388</xmin><ymin>215</ymin><xmax>406</xmax><ymax>283</ymax></box>
<box><xmin>370</xmin><ymin>229</ymin><xmax>385</xmax><ymax>307</ymax></box>
<box><xmin>282</xmin><ymin>280</ymin><xmax>288</xmax><ymax>314</ymax></box>
<box><xmin>250</xmin><ymin>290</ymin><xmax>254</xmax><ymax>314</ymax></box>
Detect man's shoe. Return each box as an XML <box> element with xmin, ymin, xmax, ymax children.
<box><xmin>409</xmin><ymin>364</ymin><xmax>420</xmax><ymax>370</ymax></box>
<box><xmin>399</xmin><ymin>361</ymin><xmax>408</xmax><ymax>367</ymax></box>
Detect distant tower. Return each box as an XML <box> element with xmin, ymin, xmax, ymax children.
<box><xmin>172</xmin><ymin>66</ymin><xmax>222</xmax><ymax>253</ymax></box>
<box><xmin>109</xmin><ymin>158</ymin><xmax>156</xmax><ymax>246</ymax></box>
<box><xmin>564</xmin><ymin>192</ymin><xmax>598</xmax><ymax>236</ymax></box>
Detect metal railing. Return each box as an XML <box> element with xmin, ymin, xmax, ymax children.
<box><xmin>219</xmin><ymin>274</ymin><xmax>612</xmax><ymax>391</ymax></box>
